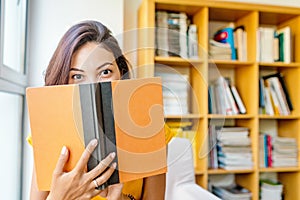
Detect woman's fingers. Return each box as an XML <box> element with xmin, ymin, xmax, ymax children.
<box><xmin>74</xmin><ymin>139</ymin><xmax>98</xmax><ymax>172</ymax></box>
<box><xmin>87</xmin><ymin>152</ymin><xmax>116</xmax><ymax>178</ymax></box>
<box><xmin>90</xmin><ymin>162</ymin><xmax>117</xmax><ymax>189</ymax></box>
<box><xmin>53</xmin><ymin>146</ymin><xmax>69</xmax><ymax>175</ymax></box>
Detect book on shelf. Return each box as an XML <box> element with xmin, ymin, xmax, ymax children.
<box><xmin>208</xmin><ymin>124</ymin><xmax>221</xmax><ymax>169</ymax></box>
<box><xmin>188</xmin><ymin>24</ymin><xmax>199</xmax><ymax>58</ymax></box>
<box><xmin>217</xmin><ymin>126</ymin><xmax>253</xmax><ymax>170</ymax></box>
<box><xmin>209</xmin><ymin>39</ymin><xmax>232</xmax><ymax>60</ymax></box>
<box><xmin>212</xmin><ymin>184</ymin><xmax>252</xmax><ymax>200</ymax></box>
<box><xmin>262</xmin><ymin>72</ymin><xmax>293</xmax><ymax>111</ymax></box>
<box><xmin>155</xmin><ymin>11</ymin><xmax>169</xmax><ymax>57</ymax></box>
<box><xmin>234</xmin><ymin>25</ymin><xmax>247</xmax><ymax>61</ymax></box>
<box><xmin>259</xmin><ymin>133</ymin><xmax>298</xmax><ymax>168</ymax></box>
<box><xmin>26</xmin><ymin>77</ymin><xmax>167</xmax><ymax>191</ymax></box>
<box><xmin>208</xmin><ymin>85</ymin><xmax>216</xmax><ymax>114</ymax></box>
<box><xmin>259</xmin><ymin>78</ymin><xmax>266</xmax><ymax>114</ymax></box>
<box><xmin>256</xmin><ymin>26</ymin><xmax>292</xmax><ymax>63</ymax></box>
<box><xmin>217</xmin><ymin>126</ymin><xmax>249</xmax><ymax>140</ymax></box>
<box><xmin>257</xmin><ymin>27</ymin><xmax>276</xmax><ymax>62</ymax></box>
<box><xmin>272</xmin><ymin>136</ymin><xmax>298</xmax><ymax>167</ymax></box>
<box><xmin>260</xmin><ymin>179</ymin><xmax>283</xmax><ymax>200</ymax></box>
<box><xmin>209</xmin><ymin>125</ymin><xmax>253</xmax><ymax>170</ymax></box>
<box><xmin>230</xmin><ymin>85</ymin><xmax>246</xmax><ymax>114</ymax></box>
<box><xmin>260</xmin><ymin>72</ymin><xmax>293</xmax><ymax>115</ymax></box>
<box><xmin>261</xmin><ymin>85</ymin><xmax>275</xmax><ymax>115</ymax></box>
<box><xmin>209</xmin><ymin>76</ymin><xmax>246</xmax><ymax>115</ymax></box>
<box><xmin>155</xmin><ymin>66</ymin><xmax>190</xmax><ymax>115</ymax></box>
<box><xmin>277</xmin><ymin>26</ymin><xmax>292</xmax><ymax>63</ymax></box>
<box><xmin>155</xmin><ymin>11</ymin><xmax>198</xmax><ymax>59</ymax></box>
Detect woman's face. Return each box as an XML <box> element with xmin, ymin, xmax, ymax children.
<box><xmin>68</xmin><ymin>42</ymin><xmax>121</xmax><ymax>84</ymax></box>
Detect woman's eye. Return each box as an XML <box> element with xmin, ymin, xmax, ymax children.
<box><xmin>100</xmin><ymin>69</ymin><xmax>112</xmax><ymax>77</ymax></box>
<box><xmin>72</xmin><ymin>74</ymin><xmax>83</xmax><ymax>80</ymax></box>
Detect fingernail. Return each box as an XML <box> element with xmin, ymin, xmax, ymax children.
<box><xmin>91</xmin><ymin>139</ymin><xmax>98</xmax><ymax>146</ymax></box>
<box><xmin>61</xmin><ymin>146</ymin><xmax>67</xmax><ymax>155</ymax></box>
<box><xmin>112</xmin><ymin>162</ymin><xmax>117</xmax><ymax>169</ymax></box>
<box><xmin>110</xmin><ymin>152</ymin><xmax>116</xmax><ymax>158</ymax></box>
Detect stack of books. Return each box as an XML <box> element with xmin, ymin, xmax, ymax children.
<box><xmin>260</xmin><ymin>179</ymin><xmax>283</xmax><ymax>200</ymax></box>
<box><xmin>212</xmin><ymin>26</ymin><xmax>236</xmax><ymax>60</ymax></box>
<box><xmin>259</xmin><ymin>134</ymin><xmax>298</xmax><ymax>168</ymax></box>
<box><xmin>155</xmin><ymin>66</ymin><xmax>189</xmax><ymax>115</ymax></box>
<box><xmin>216</xmin><ymin>127</ymin><xmax>253</xmax><ymax>170</ymax></box>
<box><xmin>208</xmin><ymin>126</ymin><xmax>253</xmax><ymax>170</ymax></box>
<box><xmin>209</xmin><ymin>25</ymin><xmax>247</xmax><ymax>61</ymax></box>
<box><xmin>209</xmin><ymin>39</ymin><xmax>232</xmax><ymax>60</ymax></box>
<box><xmin>212</xmin><ymin>184</ymin><xmax>252</xmax><ymax>200</ymax></box>
<box><xmin>272</xmin><ymin>136</ymin><xmax>298</xmax><ymax>167</ymax></box>
<box><xmin>155</xmin><ymin>11</ymin><xmax>198</xmax><ymax>58</ymax></box>
<box><xmin>155</xmin><ymin>11</ymin><xmax>188</xmax><ymax>57</ymax></box>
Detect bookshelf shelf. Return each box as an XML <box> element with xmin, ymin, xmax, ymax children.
<box><xmin>137</xmin><ymin>1</ymin><xmax>300</xmax><ymax>199</ymax></box>
<box><xmin>155</xmin><ymin>56</ymin><xmax>204</xmax><ymax>66</ymax></box>
<box><xmin>195</xmin><ymin>169</ymin><xmax>205</xmax><ymax>175</ymax></box>
<box><xmin>259</xmin><ymin>114</ymin><xmax>300</xmax><ymax>119</ymax></box>
<box><xmin>259</xmin><ymin>167</ymin><xmax>299</xmax><ymax>173</ymax></box>
<box><xmin>208</xmin><ymin>114</ymin><xmax>255</xmax><ymax>119</ymax></box>
<box><xmin>165</xmin><ymin>114</ymin><xmax>203</xmax><ymax>119</ymax></box>
<box><xmin>209</xmin><ymin>60</ymin><xmax>255</xmax><ymax>66</ymax></box>
<box><xmin>259</xmin><ymin>62</ymin><xmax>300</xmax><ymax>68</ymax></box>
<box><xmin>208</xmin><ymin>168</ymin><xmax>254</xmax><ymax>175</ymax></box>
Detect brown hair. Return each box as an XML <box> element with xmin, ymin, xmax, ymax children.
<box><xmin>44</xmin><ymin>20</ymin><xmax>130</xmax><ymax>86</ymax></box>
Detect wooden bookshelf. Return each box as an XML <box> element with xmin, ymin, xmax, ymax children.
<box><xmin>137</xmin><ymin>1</ymin><xmax>300</xmax><ymax>199</ymax></box>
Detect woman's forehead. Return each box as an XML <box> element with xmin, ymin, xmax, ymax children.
<box><xmin>71</xmin><ymin>42</ymin><xmax>115</xmax><ymax>69</ymax></box>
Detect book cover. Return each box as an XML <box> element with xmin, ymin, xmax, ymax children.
<box><xmin>26</xmin><ymin>77</ymin><xmax>167</xmax><ymax>191</ymax></box>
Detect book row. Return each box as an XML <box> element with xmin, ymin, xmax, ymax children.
<box><xmin>155</xmin><ymin>11</ymin><xmax>199</xmax><ymax>58</ymax></box>
<box><xmin>259</xmin><ymin>72</ymin><xmax>293</xmax><ymax>116</ymax></box>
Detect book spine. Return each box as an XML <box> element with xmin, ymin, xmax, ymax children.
<box><xmin>231</xmin><ymin>85</ymin><xmax>246</xmax><ymax>114</ymax></box>
<box><xmin>264</xmin><ymin>134</ymin><xmax>268</xmax><ymax>167</ymax></box>
<box><xmin>99</xmin><ymin>82</ymin><xmax>119</xmax><ymax>185</ymax></box>
<box><xmin>79</xmin><ymin>84</ymin><xmax>106</xmax><ymax>189</ymax></box>
<box><xmin>278</xmin><ymin>74</ymin><xmax>293</xmax><ymax>111</ymax></box>
<box><xmin>267</xmin><ymin>135</ymin><xmax>273</xmax><ymax>167</ymax></box>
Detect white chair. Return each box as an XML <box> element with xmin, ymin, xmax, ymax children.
<box><xmin>165</xmin><ymin>137</ymin><xmax>220</xmax><ymax>200</ymax></box>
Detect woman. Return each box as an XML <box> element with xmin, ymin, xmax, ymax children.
<box><xmin>29</xmin><ymin>20</ymin><xmax>168</xmax><ymax>200</ymax></box>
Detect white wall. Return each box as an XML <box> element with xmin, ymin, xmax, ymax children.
<box><xmin>23</xmin><ymin>1</ymin><xmax>124</xmax><ymax>199</ymax></box>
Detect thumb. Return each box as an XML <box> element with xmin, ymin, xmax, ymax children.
<box><xmin>53</xmin><ymin>146</ymin><xmax>69</xmax><ymax>176</ymax></box>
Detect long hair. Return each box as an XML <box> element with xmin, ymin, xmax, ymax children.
<box><xmin>45</xmin><ymin>20</ymin><xmax>130</xmax><ymax>86</ymax></box>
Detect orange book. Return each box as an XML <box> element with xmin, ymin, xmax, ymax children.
<box><xmin>26</xmin><ymin>77</ymin><xmax>167</xmax><ymax>191</ymax></box>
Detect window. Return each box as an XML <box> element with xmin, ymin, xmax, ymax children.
<box><xmin>0</xmin><ymin>0</ymin><xmax>28</xmax><ymax>199</ymax></box>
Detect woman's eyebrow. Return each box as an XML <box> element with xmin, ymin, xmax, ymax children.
<box><xmin>69</xmin><ymin>68</ymin><xmax>84</xmax><ymax>72</ymax></box>
<box><xmin>96</xmin><ymin>62</ymin><xmax>113</xmax><ymax>70</ymax></box>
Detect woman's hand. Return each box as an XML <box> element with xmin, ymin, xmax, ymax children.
<box><xmin>46</xmin><ymin>139</ymin><xmax>122</xmax><ymax>200</ymax></box>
